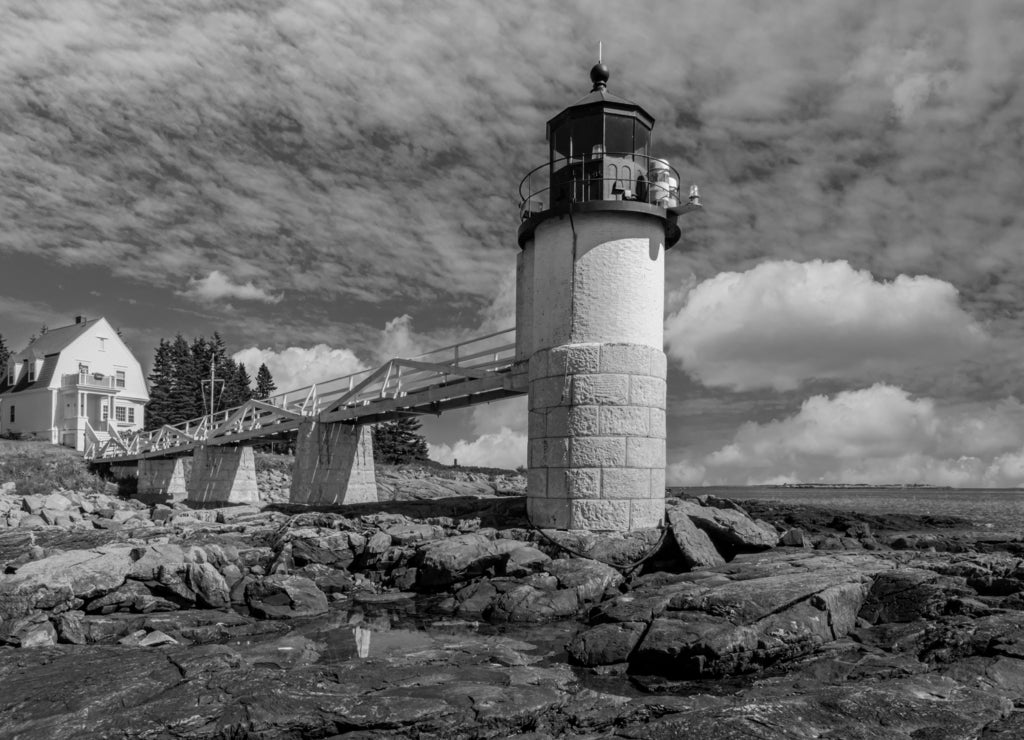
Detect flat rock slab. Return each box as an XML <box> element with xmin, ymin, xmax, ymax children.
<box><xmin>574</xmin><ymin>551</ymin><xmax>895</xmax><ymax>677</ymax></box>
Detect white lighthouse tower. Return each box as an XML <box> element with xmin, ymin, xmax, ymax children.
<box><xmin>515</xmin><ymin>61</ymin><xmax>699</xmax><ymax>531</ymax></box>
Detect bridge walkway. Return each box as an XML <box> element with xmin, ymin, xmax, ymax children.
<box><xmin>88</xmin><ymin>328</ymin><xmax>525</xmax><ymax>463</ymax></box>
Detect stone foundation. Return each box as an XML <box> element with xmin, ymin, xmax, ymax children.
<box><xmin>136</xmin><ymin>458</ymin><xmax>187</xmax><ymax>504</ymax></box>
<box><xmin>527</xmin><ymin>343</ymin><xmax>666</xmax><ymax>530</ymax></box>
<box><xmin>187</xmin><ymin>446</ymin><xmax>259</xmax><ymax>505</ymax></box>
<box><xmin>290</xmin><ymin>420</ymin><xmax>377</xmax><ymax>506</ymax></box>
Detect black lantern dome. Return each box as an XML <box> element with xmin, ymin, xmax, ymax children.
<box><xmin>545</xmin><ymin>64</ymin><xmax>655</xmax><ymax>206</ymax></box>
<box><xmin>518</xmin><ymin>62</ymin><xmax>692</xmax><ymax>248</ymax></box>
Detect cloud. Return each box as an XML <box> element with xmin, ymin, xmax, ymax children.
<box><xmin>665</xmin><ymin>260</ymin><xmax>989</xmax><ymax>391</ymax></box>
<box><xmin>233</xmin><ymin>344</ymin><xmax>366</xmax><ymax>395</ymax></box>
<box><xmin>673</xmin><ymin>384</ymin><xmax>1024</xmax><ymax>487</ymax></box>
<box><xmin>429</xmin><ymin>426</ymin><xmax>526</xmax><ymax>471</ymax></box>
<box><xmin>376</xmin><ymin>315</ymin><xmax>426</xmax><ymax>362</ymax></box>
<box><xmin>180</xmin><ymin>270</ymin><xmax>282</xmax><ymax>304</ymax></box>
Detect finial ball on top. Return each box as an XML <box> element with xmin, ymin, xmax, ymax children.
<box><xmin>590</xmin><ymin>62</ymin><xmax>610</xmax><ymax>90</ymax></box>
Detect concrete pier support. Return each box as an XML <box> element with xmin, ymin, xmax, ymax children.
<box><xmin>290</xmin><ymin>420</ymin><xmax>377</xmax><ymax>506</ymax></box>
<box><xmin>523</xmin><ymin>212</ymin><xmax>667</xmax><ymax>531</ymax></box>
<box><xmin>136</xmin><ymin>458</ymin><xmax>188</xmax><ymax>504</ymax></box>
<box><xmin>187</xmin><ymin>445</ymin><xmax>259</xmax><ymax>505</ymax></box>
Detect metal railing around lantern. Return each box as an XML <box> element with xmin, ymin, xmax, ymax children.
<box><xmin>518</xmin><ymin>152</ymin><xmax>682</xmax><ymax>221</ymax></box>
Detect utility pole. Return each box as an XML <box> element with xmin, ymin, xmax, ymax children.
<box><xmin>200</xmin><ymin>355</ymin><xmax>225</xmax><ymax>416</ymax></box>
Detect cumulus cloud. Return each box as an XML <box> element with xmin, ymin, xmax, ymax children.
<box><xmin>7</xmin><ymin>1</ymin><xmax>1024</xmax><ymax>474</ymax></box>
<box><xmin>428</xmin><ymin>396</ymin><xmax>528</xmax><ymax>469</ymax></box>
<box><xmin>180</xmin><ymin>270</ymin><xmax>283</xmax><ymax>304</ymax></box>
<box><xmin>233</xmin><ymin>344</ymin><xmax>366</xmax><ymax>395</ymax></box>
<box><xmin>430</xmin><ymin>427</ymin><xmax>526</xmax><ymax>471</ymax></box>
<box><xmin>672</xmin><ymin>384</ymin><xmax>1024</xmax><ymax>487</ymax></box>
<box><xmin>665</xmin><ymin>260</ymin><xmax>989</xmax><ymax>391</ymax></box>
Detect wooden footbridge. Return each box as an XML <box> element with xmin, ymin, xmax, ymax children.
<box><xmin>86</xmin><ymin>328</ymin><xmax>525</xmax><ymax>463</ymax></box>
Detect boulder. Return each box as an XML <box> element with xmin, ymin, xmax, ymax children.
<box><xmin>383</xmin><ymin>523</ymin><xmax>446</xmax><ymax>545</ymax></box>
<box><xmin>416</xmin><ymin>534</ymin><xmax>526</xmax><ymax>589</ymax></box>
<box><xmin>184</xmin><ymin>563</ymin><xmax>231</xmax><ymax>608</ymax></box>
<box><xmin>504</xmin><ymin>546</ymin><xmax>552</xmax><ymax>577</ymax></box>
<box><xmin>20</xmin><ymin>495</ymin><xmax>46</xmax><ymax>515</ymax></box>
<box><xmin>54</xmin><ymin>611</ymin><xmax>88</xmax><ymax>644</ymax></box>
<box><xmin>128</xmin><ymin>543</ymin><xmax>189</xmax><ymax>581</ymax></box>
<box><xmin>41</xmin><ymin>493</ymin><xmax>73</xmax><ymax>512</ymax></box>
<box><xmin>573</xmin><ymin>552</ymin><xmax>889</xmax><ymax>677</ymax></box>
<box><xmin>669</xmin><ymin>499</ymin><xmax>778</xmax><ymax>553</ymax></box>
<box><xmin>779</xmin><ymin>528</ymin><xmax>808</xmax><ymax>547</ymax></box>
<box><xmin>666</xmin><ymin>508</ymin><xmax>726</xmax><ymax>569</ymax></box>
<box><xmin>289</xmin><ymin>533</ymin><xmax>356</xmax><ymax>570</ymax></box>
<box><xmin>486</xmin><ymin>583</ymin><xmax>581</xmax><ymax>622</ymax></box>
<box><xmin>14</xmin><ymin>620</ymin><xmax>58</xmax><ymax>648</ymax></box>
<box><xmin>567</xmin><ymin>621</ymin><xmax>647</xmax><ymax>666</ymax></box>
<box><xmin>1</xmin><ymin>545</ymin><xmax>134</xmax><ymax>618</ymax></box>
<box><xmin>86</xmin><ymin>581</ymin><xmax>156</xmax><ymax>614</ymax></box>
<box><xmin>858</xmin><ymin>569</ymin><xmax>969</xmax><ymax>624</ymax></box>
<box><xmin>245</xmin><ymin>575</ymin><xmax>329</xmax><ymax>619</ymax></box>
<box><xmin>546</xmin><ymin>558</ymin><xmax>623</xmax><ymax>603</ymax></box>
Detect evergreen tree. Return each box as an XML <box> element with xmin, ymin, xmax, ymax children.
<box><xmin>254</xmin><ymin>363</ymin><xmax>276</xmax><ymax>400</ymax></box>
<box><xmin>221</xmin><ymin>361</ymin><xmax>253</xmax><ymax>409</ymax></box>
<box><xmin>145</xmin><ymin>339</ymin><xmax>176</xmax><ymax>430</ymax></box>
<box><xmin>146</xmin><ymin>333</ymin><xmax>261</xmax><ymax>428</ymax></box>
<box><xmin>0</xmin><ymin>335</ymin><xmax>10</xmax><ymax>377</ymax></box>
<box><xmin>171</xmin><ymin>334</ymin><xmax>201</xmax><ymax>423</ymax></box>
<box><xmin>373</xmin><ymin>417</ymin><xmax>429</xmax><ymax>464</ymax></box>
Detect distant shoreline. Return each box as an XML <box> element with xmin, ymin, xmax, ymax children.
<box><xmin>769</xmin><ymin>483</ymin><xmax>955</xmax><ymax>490</ymax></box>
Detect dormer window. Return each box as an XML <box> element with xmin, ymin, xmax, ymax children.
<box><xmin>27</xmin><ymin>362</ymin><xmax>35</xmax><ymax>383</ymax></box>
<box><xmin>6</xmin><ymin>365</ymin><xmax>13</xmax><ymax>386</ymax></box>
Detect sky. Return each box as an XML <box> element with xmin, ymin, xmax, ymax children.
<box><xmin>3</xmin><ymin>1</ymin><xmax>1024</xmax><ymax>486</ymax></box>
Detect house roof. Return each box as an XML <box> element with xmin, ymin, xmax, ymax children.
<box><xmin>0</xmin><ymin>353</ymin><xmax>60</xmax><ymax>395</ymax></box>
<box><xmin>1</xmin><ymin>318</ymin><xmax>108</xmax><ymax>396</ymax></box>
<box><xmin>12</xmin><ymin>319</ymin><xmax>100</xmax><ymax>360</ymax></box>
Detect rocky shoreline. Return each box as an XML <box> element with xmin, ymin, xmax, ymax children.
<box><xmin>3</xmin><ymin>471</ymin><xmax>1024</xmax><ymax>738</ymax></box>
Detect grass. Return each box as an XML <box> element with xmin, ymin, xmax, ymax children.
<box><xmin>0</xmin><ymin>440</ymin><xmax>112</xmax><ymax>496</ymax></box>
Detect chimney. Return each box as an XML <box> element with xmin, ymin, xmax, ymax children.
<box><xmin>75</xmin><ymin>315</ymin><xmax>84</xmax><ymax>324</ymax></box>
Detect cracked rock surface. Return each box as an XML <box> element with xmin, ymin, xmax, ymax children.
<box><xmin>5</xmin><ymin>476</ymin><xmax>1024</xmax><ymax>737</ymax></box>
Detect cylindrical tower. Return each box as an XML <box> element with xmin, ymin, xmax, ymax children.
<box><xmin>515</xmin><ymin>62</ymin><xmax>699</xmax><ymax>531</ymax></box>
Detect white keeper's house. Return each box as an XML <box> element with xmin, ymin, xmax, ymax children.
<box><xmin>0</xmin><ymin>317</ymin><xmax>149</xmax><ymax>452</ymax></box>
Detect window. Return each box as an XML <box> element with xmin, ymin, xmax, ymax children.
<box><xmin>6</xmin><ymin>366</ymin><xmax>13</xmax><ymax>386</ymax></box>
<box><xmin>115</xmin><ymin>371</ymin><xmax>125</xmax><ymax>388</ymax></box>
<box><xmin>98</xmin><ymin>337</ymin><xmax>107</xmax><ymax>351</ymax></box>
<box><xmin>27</xmin><ymin>362</ymin><xmax>35</xmax><ymax>383</ymax></box>
<box><xmin>9</xmin><ymin>406</ymin><xmax>13</xmax><ymax>423</ymax></box>
<box><xmin>115</xmin><ymin>406</ymin><xmax>126</xmax><ymax>422</ymax></box>
<box><xmin>127</xmin><ymin>407</ymin><xmax>135</xmax><ymax>424</ymax></box>
<box><xmin>101</xmin><ymin>403</ymin><xmax>108</xmax><ymax>422</ymax></box>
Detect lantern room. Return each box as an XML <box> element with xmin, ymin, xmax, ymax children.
<box><xmin>547</xmin><ymin>62</ymin><xmax>657</xmax><ymax>204</ymax></box>
<box><xmin>518</xmin><ymin>62</ymin><xmax>695</xmax><ymax>247</ymax></box>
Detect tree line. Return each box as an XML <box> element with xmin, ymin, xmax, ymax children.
<box><xmin>146</xmin><ymin>333</ymin><xmax>275</xmax><ymax>430</ymax></box>
<box><xmin>143</xmin><ymin>332</ymin><xmax>428</xmax><ymax>466</ymax></box>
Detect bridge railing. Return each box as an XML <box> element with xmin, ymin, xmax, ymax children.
<box><xmin>88</xmin><ymin>327</ymin><xmax>517</xmax><ymax>460</ymax></box>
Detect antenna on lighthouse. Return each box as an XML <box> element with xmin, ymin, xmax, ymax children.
<box><xmin>598</xmin><ymin>41</ymin><xmax>602</xmax><ymax>63</ymax></box>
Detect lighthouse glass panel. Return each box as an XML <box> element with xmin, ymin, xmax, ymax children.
<box><xmin>570</xmin><ymin>114</ymin><xmax>603</xmax><ymax>161</ymax></box>
<box><xmin>551</xmin><ymin>124</ymin><xmax>571</xmax><ymax>172</ymax></box>
<box><xmin>605</xmin><ymin>114</ymin><xmax>634</xmax><ymax>158</ymax></box>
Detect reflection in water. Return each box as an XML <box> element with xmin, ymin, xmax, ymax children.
<box><xmin>352</xmin><ymin>625</ymin><xmax>372</xmax><ymax>658</ymax></box>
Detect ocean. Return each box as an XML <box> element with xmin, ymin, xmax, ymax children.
<box><xmin>682</xmin><ymin>486</ymin><xmax>1024</xmax><ymax>539</ymax></box>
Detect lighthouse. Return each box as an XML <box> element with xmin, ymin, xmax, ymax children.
<box><xmin>515</xmin><ymin>61</ymin><xmax>699</xmax><ymax>531</ymax></box>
